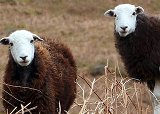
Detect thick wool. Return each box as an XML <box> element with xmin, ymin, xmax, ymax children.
<box><xmin>2</xmin><ymin>37</ymin><xmax>77</xmax><ymax>114</ymax></box>
<box><xmin>115</xmin><ymin>14</ymin><xmax>160</xmax><ymax>90</ymax></box>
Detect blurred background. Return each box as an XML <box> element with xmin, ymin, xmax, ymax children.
<box><xmin>0</xmin><ymin>0</ymin><xmax>159</xmax><ymax>113</ymax></box>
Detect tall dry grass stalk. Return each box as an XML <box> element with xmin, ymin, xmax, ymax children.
<box><xmin>6</xmin><ymin>102</ymin><xmax>37</xmax><ymax>114</ymax></box>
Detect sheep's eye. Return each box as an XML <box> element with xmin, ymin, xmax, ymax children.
<box><xmin>30</xmin><ymin>40</ymin><xmax>34</xmax><ymax>43</ymax></box>
<box><xmin>10</xmin><ymin>43</ymin><xmax>13</xmax><ymax>46</ymax></box>
<box><xmin>132</xmin><ymin>12</ymin><xmax>136</xmax><ymax>15</ymax></box>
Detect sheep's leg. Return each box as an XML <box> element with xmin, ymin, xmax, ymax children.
<box><xmin>153</xmin><ymin>80</ymin><xmax>160</xmax><ymax>114</ymax></box>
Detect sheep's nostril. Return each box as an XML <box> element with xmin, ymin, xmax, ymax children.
<box><xmin>120</xmin><ymin>26</ymin><xmax>128</xmax><ymax>31</ymax></box>
<box><xmin>20</xmin><ymin>56</ymin><xmax>28</xmax><ymax>61</ymax></box>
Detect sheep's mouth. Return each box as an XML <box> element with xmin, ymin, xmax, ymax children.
<box><xmin>19</xmin><ymin>60</ymin><xmax>29</xmax><ymax>65</ymax></box>
<box><xmin>20</xmin><ymin>61</ymin><xmax>29</xmax><ymax>64</ymax></box>
<box><xmin>19</xmin><ymin>61</ymin><xmax>30</xmax><ymax>66</ymax></box>
<box><xmin>119</xmin><ymin>31</ymin><xmax>128</xmax><ymax>37</ymax></box>
<box><xmin>120</xmin><ymin>31</ymin><xmax>127</xmax><ymax>34</ymax></box>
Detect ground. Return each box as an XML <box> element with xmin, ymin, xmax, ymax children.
<box><xmin>0</xmin><ymin>0</ymin><xmax>159</xmax><ymax>113</ymax></box>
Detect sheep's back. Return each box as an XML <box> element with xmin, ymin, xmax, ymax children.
<box><xmin>41</xmin><ymin>37</ymin><xmax>77</xmax><ymax>111</ymax></box>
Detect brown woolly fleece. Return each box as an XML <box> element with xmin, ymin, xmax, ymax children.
<box><xmin>2</xmin><ymin>37</ymin><xmax>77</xmax><ymax>114</ymax></box>
<box><xmin>115</xmin><ymin>14</ymin><xmax>160</xmax><ymax>90</ymax></box>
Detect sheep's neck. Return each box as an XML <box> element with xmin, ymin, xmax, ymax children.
<box><xmin>19</xmin><ymin>66</ymin><xmax>31</xmax><ymax>85</ymax></box>
<box><xmin>15</xmin><ymin>63</ymin><xmax>35</xmax><ymax>85</ymax></box>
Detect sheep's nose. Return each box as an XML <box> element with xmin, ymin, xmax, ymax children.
<box><xmin>120</xmin><ymin>26</ymin><xmax>128</xmax><ymax>31</ymax></box>
<box><xmin>20</xmin><ymin>56</ymin><xmax>28</xmax><ymax>61</ymax></box>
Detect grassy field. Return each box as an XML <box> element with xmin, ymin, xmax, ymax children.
<box><xmin>0</xmin><ymin>0</ymin><xmax>159</xmax><ymax>113</ymax></box>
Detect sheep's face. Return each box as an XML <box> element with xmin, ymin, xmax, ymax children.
<box><xmin>104</xmin><ymin>4</ymin><xmax>144</xmax><ymax>37</ymax></box>
<box><xmin>0</xmin><ymin>30</ymin><xmax>43</xmax><ymax>67</ymax></box>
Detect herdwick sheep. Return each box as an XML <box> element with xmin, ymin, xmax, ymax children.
<box><xmin>104</xmin><ymin>4</ymin><xmax>160</xmax><ymax>114</ymax></box>
<box><xmin>0</xmin><ymin>30</ymin><xmax>77</xmax><ymax>114</ymax></box>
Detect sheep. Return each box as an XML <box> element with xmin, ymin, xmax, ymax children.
<box><xmin>0</xmin><ymin>30</ymin><xmax>77</xmax><ymax>114</ymax></box>
<box><xmin>104</xmin><ymin>4</ymin><xmax>160</xmax><ymax>114</ymax></box>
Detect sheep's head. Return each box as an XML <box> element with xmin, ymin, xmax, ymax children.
<box><xmin>104</xmin><ymin>4</ymin><xmax>144</xmax><ymax>37</ymax></box>
<box><xmin>0</xmin><ymin>30</ymin><xmax>43</xmax><ymax>66</ymax></box>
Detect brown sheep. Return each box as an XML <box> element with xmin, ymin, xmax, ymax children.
<box><xmin>0</xmin><ymin>30</ymin><xmax>77</xmax><ymax>114</ymax></box>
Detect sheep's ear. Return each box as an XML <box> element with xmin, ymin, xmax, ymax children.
<box><xmin>104</xmin><ymin>9</ymin><xmax>115</xmax><ymax>17</ymax></box>
<box><xmin>0</xmin><ymin>37</ymin><xmax>9</xmax><ymax>45</ymax></box>
<box><xmin>32</xmin><ymin>34</ymin><xmax>43</xmax><ymax>41</ymax></box>
<box><xmin>135</xmin><ymin>6</ymin><xmax>144</xmax><ymax>14</ymax></box>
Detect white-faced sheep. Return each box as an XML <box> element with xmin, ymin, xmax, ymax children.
<box><xmin>0</xmin><ymin>30</ymin><xmax>77</xmax><ymax>114</ymax></box>
<box><xmin>104</xmin><ymin>4</ymin><xmax>160</xmax><ymax>114</ymax></box>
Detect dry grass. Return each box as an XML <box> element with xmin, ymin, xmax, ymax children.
<box><xmin>68</xmin><ymin>64</ymin><xmax>152</xmax><ymax>114</ymax></box>
<box><xmin>0</xmin><ymin>0</ymin><xmax>159</xmax><ymax>113</ymax></box>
